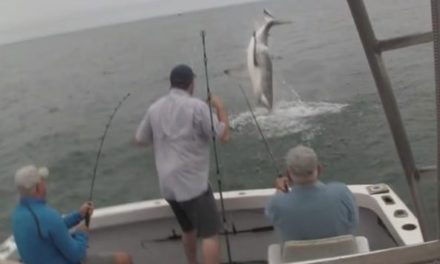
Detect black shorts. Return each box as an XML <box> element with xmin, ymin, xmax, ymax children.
<box><xmin>167</xmin><ymin>187</ymin><xmax>222</xmax><ymax>238</ymax></box>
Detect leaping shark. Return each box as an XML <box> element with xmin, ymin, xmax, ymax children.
<box><xmin>247</xmin><ymin>9</ymin><xmax>291</xmax><ymax>110</ymax></box>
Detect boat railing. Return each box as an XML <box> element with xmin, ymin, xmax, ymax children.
<box><xmin>346</xmin><ymin>0</ymin><xmax>440</xmax><ymax>240</ymax></box>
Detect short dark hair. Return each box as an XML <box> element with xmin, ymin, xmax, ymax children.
<box><xmin>170</xmin><ymin>64</ymin><xmax>196</xmax><ymax>89</ymax></box>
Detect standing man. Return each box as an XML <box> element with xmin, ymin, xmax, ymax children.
<box><xmin>135</xmin><ymin>64</ymin><xmax>230</xmax><ymax>264</ymax></box>
<box><xmin>266</xmin><ymin>145</ymin><xmax>359</xmax><ymax>241</ymax></box>
<box><xmin>11</xmin><ymin>165</ymin><xmax>132</xmax><ymax>264</ymax></box>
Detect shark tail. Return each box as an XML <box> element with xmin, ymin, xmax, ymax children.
<box><xmin>263</xmin><ymin>9</ymin><xmax>275</xmax><ymax>21</ymax></box>
<box><xmin>263</xmin><ymin>8</ymin><xmax>292</xmax><ymax>25</ymax></box>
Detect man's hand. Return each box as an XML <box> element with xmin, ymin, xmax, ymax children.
<box><xmin>76</xmin><ymin>223</ymin><xmax>89</xmax><ymax>233</ymax></box>
<box><xmin>275</xmin><ymin>176</ymin><xmax>290</xmax><ymax>193</ymax></box>
<box><xmin>132</xmin><ymin>137</ymin><xmax>147</xmax><ymax>147</ymax></box>
<box><xmin>79</xmin><ymin>202</ymin><xmax>94</xmax><ymax>219</ymax></box>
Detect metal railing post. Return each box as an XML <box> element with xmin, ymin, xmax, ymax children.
<box><xmin>431</xmin><ymin>0</ymin><xmax>440</xmax><ymax>239</ymax></box>
<box><xmin>347</xmin><ymin>0</ymin><xmax>428</xmax><ymax>239</ymax></box>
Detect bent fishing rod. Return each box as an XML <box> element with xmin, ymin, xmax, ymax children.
<box><xmin>85</xmin><ymin>93</ymin><xmax>131</xmax><ymax>227</ymax></box>
<box><xmin>201</xmin><ymin>30</ymin><xmax>233</xmax><ymax>264</ymax></box>
<box><xmin>224</xmin><ymin>73</ymin><xmax>282</xmax><ymax>179</ymax></box>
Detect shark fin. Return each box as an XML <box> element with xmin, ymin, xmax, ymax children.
<box><xmin>260</xmin><ymin>94</ymin><xmax>272</xmax><ymax>110</ymax></box>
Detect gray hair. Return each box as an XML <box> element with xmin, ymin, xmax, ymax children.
<box><xmin>285</xmin><ymin>145</ymin><xmax>318</xmax><ymax>178</ymax></box>
<box><xmin>15</xmin><ymin>165</ymin><xmax>49</xmax><ymax>195</ymax></box>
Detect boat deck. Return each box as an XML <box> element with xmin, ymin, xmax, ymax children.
<box><xmin>89</xmin><ymin>207</ymin><xmax>397</xmax><ymax>263</ymax></box>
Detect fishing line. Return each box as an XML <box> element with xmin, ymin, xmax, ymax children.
<box><xmin>85</xmin><ymin>92</ymin><xmax>131</xmax><ymax>227</ymax></box>
<box><xmin>224</xmin><ymin>73</ymin><xmax>282</xmax><ymax>178</ymax></box>
<box><xmin>201</xmin><ymin>30</ymin><xmax>233</xmax><ymax>264</ymax></box>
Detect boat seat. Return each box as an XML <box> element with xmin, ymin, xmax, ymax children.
<box><xmin>268</xmin><ymin>235</ymin><xmax>369</xmax><ymax>264</ymax></box>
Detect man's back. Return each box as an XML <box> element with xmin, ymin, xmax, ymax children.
<box><xmin>140</xmin><ymin>88</ymin><xmax>224</xmax><ymax>201</ymax></box>
<box><xmin>12</xmin><ymin>198</ymin><xmax>87</xmax><ymax>264</ymax></box>
<box><xmin>265</xmin><ymin>182</ymin><xmax>358</xmax><ymax>241</ymax></box>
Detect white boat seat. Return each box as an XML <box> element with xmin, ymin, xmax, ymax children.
<box><xmin>268</xmin><ymin>235</ymin><xmax>370</xmax><ymax>264</ymax></box>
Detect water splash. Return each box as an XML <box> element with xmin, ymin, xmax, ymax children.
<box><xmin>281</xmin><ymin>79</ymin><xmax>303</xmax><ymax>103</ymax></box>
<box><xmin>230</xmin><ymin>100</ymin><xmax>347</xmax><ymax>138</ymax></box>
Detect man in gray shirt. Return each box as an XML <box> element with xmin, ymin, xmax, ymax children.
<box><xmin>135</xmin><ymin>64</ymin><xmax>230</xmax><ymax>264</ymax></box>
<box><xmin>265</xmin><ymin>145</ymin><xmax>359</xmax><ymax>241</ymax></box>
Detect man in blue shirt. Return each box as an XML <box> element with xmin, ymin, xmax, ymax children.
<box><xmin>265</xmin><ymin>145</ymin><xmax>359</xmax><ymax>241</ymax></box>
<box><xmin>12</xmin><ymin>165</ymin><xmax>132</xmax><ymax>264</ymax></box>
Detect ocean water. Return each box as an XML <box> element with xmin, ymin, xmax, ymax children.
<box><xmin>0</xmin><ymin>0</ymin><xmax>437</xmax><ymax>242</ymax></box>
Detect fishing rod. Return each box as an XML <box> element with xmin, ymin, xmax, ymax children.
<box><xmin>201</xmin><ymin>30</ymin><xmax>233</xmax><ymax>264</ymax></box>
<box><xmin>85</xmin><ymin>92</ymin><xmax>131</xmax><ymax>227</ymax></box>
<box><xmin>224</xmin><ymin>73</ymin><xmax>282</xmax><ymax>178</ymax></box>
<box><xmin>239</xmin><ymin>85</ymin><xmax>281</xmax><ymax>177</ymax></box>
<box><xmin>152</xmin><ymin>225</ymin><xmax>273</xmax><ymax>242</ymax></box>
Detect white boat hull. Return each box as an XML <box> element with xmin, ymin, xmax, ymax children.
<box><xmin>0</xmin><ymin>184</ymin><xmax>423</xmax><ymax>263</ymax></box>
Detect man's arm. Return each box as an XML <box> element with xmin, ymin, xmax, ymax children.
<box><xmin>63</xmin><ymin>212</ymin><xmax>82</xmax><ymax>229</ymax></box>
<box><xmin>63</xmin><ymin>202</ymin><xmax>94</xmax><ymax>229</ymax></box>
<box><xmin>210</xmin><ymin>96</ymin><xmax>230</xmax><ymax>142</ymax></box>
<box><xmin>197</xmin><ymin>96</ymin><xmax>230</xmax><ymax>143</ymax></box>
<box><xmin>48</xmin><ymin>210</ymin><xmax>88</xmax><ymax>263</ymax></box>
<box><xmin>341</xmin><ymin>186</ymin><xmax>359</xmax><ymax>233</ymax></box>
<box><xmin>265</xmin><ymin>196</ymin><xmax>279</xmax><ymax>225</ymax></box>
<box><xmin>134</xmin><ymin>110</ymin><xmax>153</xmax><ymax>147</ymax></box>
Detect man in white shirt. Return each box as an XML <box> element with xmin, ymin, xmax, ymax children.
<box><xmin>135</xmin><ymin>64</ymin><xmax>230</xmax><ymax>264</ymax></box>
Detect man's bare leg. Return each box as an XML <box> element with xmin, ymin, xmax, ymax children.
<box><xmin>182</xmin><ymin>230</ymin><xmax>198</xmax><ymax>264</ymax></box>
<box><xmin>114</xmin><ymin>252</ymin><xmax>133</xmax><ymax>264</ymax></box>
<box><xmin>202</xmin><ymin>235</ymin><xmax>220</xmax><ymax>264</ymax></box>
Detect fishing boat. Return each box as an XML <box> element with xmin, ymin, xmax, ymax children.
<box><xmin>0</xmin><ymin>185</ymin><xmax>427</xmax><ymax>263</ymax></box>
<box><xmin>3</xmin><ymin>0</ymin><xmax>440</xmax><ymax>263</ymax></box>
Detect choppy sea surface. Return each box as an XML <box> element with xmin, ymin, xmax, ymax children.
<box><xmin>0</xmin><ymin>0</ymin><xmax>437</xmax><ymax>241</ymax></box>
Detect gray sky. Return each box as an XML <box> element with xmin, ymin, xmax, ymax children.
<box><xmin>0</xmin><ymin>0</ymin><xmax>261</xmax><ymax>45</ymax></box>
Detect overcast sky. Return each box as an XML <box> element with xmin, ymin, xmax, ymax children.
<box><xmin>0</xmin><ymin>0</ymin><xmax>261</xmax><ymax>45</ymax></box>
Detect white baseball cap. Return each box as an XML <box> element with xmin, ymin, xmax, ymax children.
<box><xmin>15</xmin><ymin>165</ymin><xmax>49</xmax><ymax>190</ymax></box>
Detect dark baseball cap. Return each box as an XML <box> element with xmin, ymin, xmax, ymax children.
<box><xmin>170</xmin><ymin>64</ymin><xmax>196</xmax><ymax>88</ymax></box>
